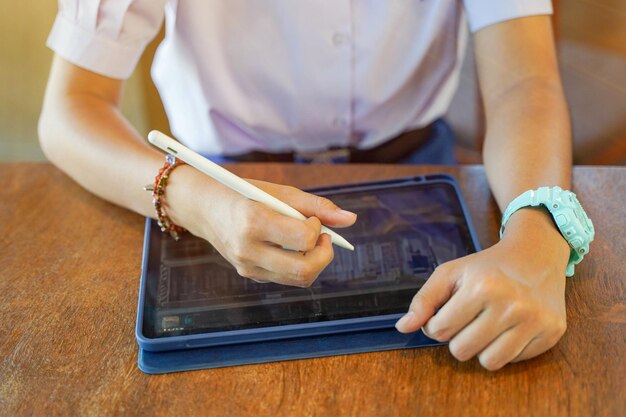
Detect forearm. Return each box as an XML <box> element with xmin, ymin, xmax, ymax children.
<box><xmin>40</xmin><ymin>95</ymin><xmax>162</xmax><ymax>217</ymax></box>
<box><xmin>484</xmin><ymin>78</ymin><xmax>572</xmax><ymax>258</ymax></box>
<box><xmin>482</xmin><ymin>77</ymin><xmax>572</xmax><ymax>265</ymax></box>
<box><xmin>475</xmin><ymin>15</ymin><xmax>573</xmax><ymax>215</ymax></box>
<box><xmin>39</xmin><ymin>58</ymin><xmax>165</xmax><ymax>218</ymax></box>
<box><xmin>483</xmin><ymin>76</ymin><xmax>572</xmax><ymax>212</ymax></box>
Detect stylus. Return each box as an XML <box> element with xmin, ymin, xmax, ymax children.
<box><xmin>147</xmin><ymin>130</ymin><xmax>355</xmax><ymax>251</ymax></box>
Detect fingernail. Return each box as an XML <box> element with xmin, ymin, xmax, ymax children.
<box><xmin>395</xmin><ymin>311</ymin><xmax>415</xmax><ymax>331</ymax></box>
<box><xmin>335</xmin><ymin>208</ymin><xmax>356</xmax><ymax>218</ymax></box>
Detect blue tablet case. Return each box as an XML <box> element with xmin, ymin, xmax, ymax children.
<box><xmin>137</xmin><ymin>174</ymin><xmax>480</xmax><ymax>374</ymax></box>
<box><xmin>138</xmin><ymin>328</ymin><xmax>443</xmax><ymax>374</ymax></box>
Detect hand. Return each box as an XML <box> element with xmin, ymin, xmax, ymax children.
<box><xmin>165</xmin><ymin>165</ymin><xmax>357</xmax><ymax>287</ymax></box>
<box><xmin>395</xmin><ymin>208</ymin><xmax>571</xmax><ymax>370</ymax></box>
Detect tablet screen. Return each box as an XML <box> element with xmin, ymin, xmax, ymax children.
<box><xmin>142</xmin><ymin>180</ymin><xmax>478</xmax><ymax>338</ymax></box>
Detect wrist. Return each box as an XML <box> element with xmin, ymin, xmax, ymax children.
<box><xmin>501</xmin><ymin>207</ymin><xmax>570</xmax><ymax>266</ymax></box>
<box><xmin>162</xmin><ymin>164</ymin><xmax>211</xmax><ymax>234</ymax></box>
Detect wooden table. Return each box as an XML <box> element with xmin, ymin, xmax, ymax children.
<box><xmin>1</xmin><ymin>163</ymin><xmax>624</xmax><ymax>416</ymax></box>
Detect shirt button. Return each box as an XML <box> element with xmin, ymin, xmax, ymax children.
<box><xmin>332</xmin><ymin>32</ymin><xmax>349</xmax><ymax>46</ymax></box>
<box><xmin>333</xmin><ymin>117</ymin><xmax>349</xmax><ymax>128</ymax></box>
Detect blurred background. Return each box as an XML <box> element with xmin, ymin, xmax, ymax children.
<box><xmin>1</xmin><ymin>1</ymin><xmax>625</xmax><ymax>164</ymax></box>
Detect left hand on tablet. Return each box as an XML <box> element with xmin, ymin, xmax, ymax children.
<box><xmin>395</xmin><ymin>208</ymin><xmax>571</xmax><ymax>371</ymax></box>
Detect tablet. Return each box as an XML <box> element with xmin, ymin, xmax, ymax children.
<box><xmin>136</xmin><ymin>174</ymin><xmax>480</xmax><ymax>352</ymax></box>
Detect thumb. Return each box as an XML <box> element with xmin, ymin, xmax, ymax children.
<box><xmin>395</xmin><ymin>263</ymin><xmax>460</xmax><ymax>333</ymax></box>
<box><xmin>305</xmin><ymin>194</ymin><xmax>357</xmax><ymax>227</ymax></box>
<box><xmin>249</xmin><ymin>180</ymin><xmax>357</xmax><ymax>227</ymax></box>
<box><xmin>276</xmin><ymin>187</ymin><xmax>357</xmax><ymax>227</ymax></box>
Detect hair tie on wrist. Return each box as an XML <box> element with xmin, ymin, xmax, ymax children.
<box><xmin>144</xmin><ymin>154</ymin><xmax>186</xmax><ymax>241</ymax></box>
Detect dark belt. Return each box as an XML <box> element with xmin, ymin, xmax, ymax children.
<box><xmin>226</xmin><ymin>123</ymin><xmax>435</xmax><ymax>163</ymax></box>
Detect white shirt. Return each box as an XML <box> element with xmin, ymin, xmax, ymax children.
<box><xmin>48</xmin><ymin>0</ymin><xmax>552</xmax><ymax>156</ymax></box>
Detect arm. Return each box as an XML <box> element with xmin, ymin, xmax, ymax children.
<box><xmin>396</xmin><ymin>16</ymin><xmax>572</xmax><ymax>370</ymax></box>
<box><xmin>39</xmin><ymin>55</ymin><xmax>163</xmax><ymax>217</ymax></box>
<box><xmin>479</xmin><ymin>17</ymin><xmax>572</xmax><ymax>206</ymax></box>
<box><xmin>39</xmin><ymin>55</ymin><xmax>356</xmax><ymax>287</ymax></box>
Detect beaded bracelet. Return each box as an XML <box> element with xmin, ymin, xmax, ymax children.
<box><xmin>144</xmin><ymin>154</ymin><xmax>187</xmax><ymax>240</ymax></box>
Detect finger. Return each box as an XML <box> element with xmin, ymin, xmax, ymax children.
<box><xmin>260</xmin><ymin>210</ymin><xmax>322</xmax><ymax>252</ymax></box>
<box><xmin>253</xmin><ymin>181</ymin><xmax>357</xmax><ymax>227</ymax></box>
<box><xmin>445</xmin><ymin>307</ymin><xmax>516</xmax><ymax>361</ymax></box>
<box><xmin>511</xmin><ymin>326</ymin><xmax>565</xmax><ymax>362</ymax></box>
<box><xmin>422</xmin><ymin>285</ymin><xmax>485</xmax><ymax>342</ymax></box>
<box><xmin>294</xmin><ymin>193</ymin><xmax>356</xmax><ymax>227</ymax></box>
<box><xmin>254</xmin><ymin>233</ymin><xmax>334</xmax><ymax>287</ymax></box>
<box><xmin>235</xmin><ymin>250</ymin><xmax>328</xmax><ymax>286</ymax></box>
<box><xmin>395</xmin><ymin>262</ymin><xmax>461</xmax><ymax>333</ymax></box>
<box><xmin>477</xmin><ymin>324</ymin><xmax>536</xmax><ymax>371</ymax></box>
<box><xmin>234</xmin><ymin>264</ymin><xmax>278</xmax><ymax>283</ymax></box>
<box><xmin>510</xmin><ymin>338</ymin><xmax>550</xmax><ymax>363</ymax></box>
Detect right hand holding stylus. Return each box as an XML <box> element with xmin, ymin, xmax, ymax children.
<box><xmin>165</xmin><ymin>166</ymin><xmax>357</xmax><ymax>287</ymax></box>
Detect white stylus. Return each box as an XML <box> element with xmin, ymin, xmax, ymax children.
<box><xmin>147</xmin><ymin>130</ymin><xmax>354</xmax><ymax>251</ymax></box>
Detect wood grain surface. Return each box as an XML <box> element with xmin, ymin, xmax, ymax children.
<box><xmin>0</xmin><ymin>163</ymin><xmax>624</xmax><ymax>417</ymax></box>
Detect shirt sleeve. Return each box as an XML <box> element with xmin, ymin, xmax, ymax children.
<box><xmin>46</xmin><ymin>0</ymin><xmax>166</xmax><ymax>79</ymax></box>
<box><xmin>463</xmin><ymin>0</ymin><xmax>553</xmax><ymax>33</ymax></box>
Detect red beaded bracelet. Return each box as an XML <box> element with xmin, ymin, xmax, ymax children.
<box><xmin>144</xmin><ymin>154</ymin><xmax>186</xmax><ymax>241</ymax></box>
